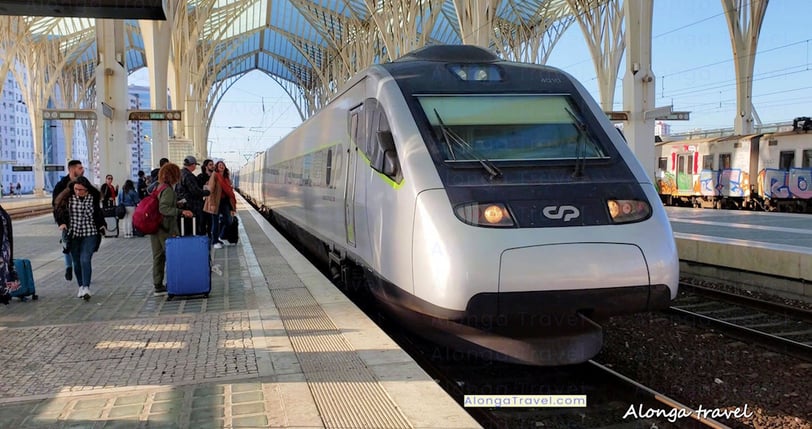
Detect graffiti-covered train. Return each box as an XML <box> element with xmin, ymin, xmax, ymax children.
<box><xmin>236</xmin><ymin>45</ymin><xmax>679</xmax><ymax>366</ymax></box>
<box><xmin>655</xmin><ymin>118</ymin><xmax>812</xmax><ymax>212</ymax></box>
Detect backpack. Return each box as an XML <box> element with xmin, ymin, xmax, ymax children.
<box><xmin>132</xmin><ymin>185</ymin><xmax>167</xmax><ymax>234</ymax></box>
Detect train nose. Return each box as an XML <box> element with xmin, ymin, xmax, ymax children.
<box><xmin>499</xmin><ymin>243</ymin><xmax>649</xmax><ymax>293</ymax></box>
<box><xmin>488</xmin><ymin>243</ymin><xmax>658</xmax><ymax>320</ymax></box>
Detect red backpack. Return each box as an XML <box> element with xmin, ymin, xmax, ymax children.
<box><xmin>132</xmin><ymin>184</ymin><xmax>168</xmax><ymax>234</ymax></box>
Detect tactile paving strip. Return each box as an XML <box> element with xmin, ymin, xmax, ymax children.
<box><xmin>270</xmin><ymin>287</ymin><xmax>412</xmax><ymax>428</ymax></box>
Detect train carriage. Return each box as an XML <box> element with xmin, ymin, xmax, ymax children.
<box><xmin>237</xmin><ymin>45</ymin><xmax>679</xmax><ymax>366</ymax></box>
<box><xmin>656</xmin><ymin>126</ymin><xmax>812</xmax><ymax>212</ymax></box>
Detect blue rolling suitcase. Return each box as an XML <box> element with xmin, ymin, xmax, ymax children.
<box><xmin>165</xmin><ymin>218</ymin><xmax>211</xmax><ymax>300</ymax></box>
<box><xmin>11</xmin><ymin>259</ymin><xmax>37</xmax><ymax>301</ymax></box>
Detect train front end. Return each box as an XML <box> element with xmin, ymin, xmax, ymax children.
<box><xmin>387</xmin><ymin>46</ymin><xmax>679</xmax><ymax>365</ymax></box>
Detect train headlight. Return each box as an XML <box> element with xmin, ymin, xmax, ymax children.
<box><xmin>454</xmin><ymin>202</ymin><xmax>514</xmax><ymax>227</ymax></box>
<box><xmin>607</xmin><ymin>199</ymin><xmax>651</xmax><ymax>223</ymax></box>
<box><xmin>448</xmin><ymin>65</ymin><xmax>503</xmax><ymax>82</ymax></box>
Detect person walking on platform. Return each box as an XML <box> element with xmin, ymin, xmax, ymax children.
<box><xmin>150</xmin><ymin>163</ymin><xmax>193</xmax><ymax>296</ymax></box>
<box><xmin>15</xmin><ymin>182</ymin><xmax>21</xmax><ymax>197</ymax></box>
<box><xmin>204</xmin><ymin>160</ymin><xmax>237</xmax><ymax>249</ymax></box>
<box><xmin>176</xmin><ymin>156</ymin><xmax>209</xmax><ymax>236</ymax></box>
<box><xmin>118</xmin><ymin>179</ymin><xmax>140</xmax><ymax>238</ymax></box>
<box><xmin>54</xmin><ymin>176</ymin><xmax>105</xmax><ymax>300</ymax></box>
<box><xmin>53</xmin><ymin>160</ymin><xmax>84</xmax><ymax>281</ymax></box>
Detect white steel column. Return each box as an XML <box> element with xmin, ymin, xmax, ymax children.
<box><xmin>94</xmin><ymin>19</ymin><xmax>130</xmax><ymax>185</ymax></box>
<box><xmin>621</xmin><ymin>0</ymin><xmax>656</xmax><ymax>181</ymax></box>
<box><xmin>722</xmin><ymin>0</ymin><xmax>769</xmax><ymax>135</ymax></box>
<box><xmin>566</xmin><ymin>0</ymin><xmax>625</xmax><ymax>110</ymax></box>
<box><xmin>139</xmin><ymin>19</ymin><xmax>172</xmax><ymax>167</ymax></box>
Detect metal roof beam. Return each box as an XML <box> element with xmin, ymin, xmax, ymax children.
<box><xmin>0</xmin><ymin>0</ymin><xmax>166</xmax><ymax>20</ymax></box>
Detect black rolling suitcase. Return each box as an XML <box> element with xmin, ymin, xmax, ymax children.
<box><xmin>102</xmin><ymin>206</ymin><xmax>119</xmax><ymax>238</ymax></box>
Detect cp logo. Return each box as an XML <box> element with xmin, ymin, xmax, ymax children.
<box><xmin>542</xmin><ymin>205</ymin><xmax>580</xmax><ymax>222</ymax></box>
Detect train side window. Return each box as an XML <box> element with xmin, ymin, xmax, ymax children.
<box><xmin>657</xmin><ymin>157</ymin><xmax>667</xmax><ymax>171</ymax></box>
<box><xmin>719</xmin><ymin>153</ymin><xmax>732</xmax><ymax>170</ymax></box>
<box><xmin>349</xmin><ymin>104</ymin><xmax>365</xmax><ymax>151</ymax></box>
<box><xmin>372</xmin><ymin>105</ymin><xmax>403</xmax><ymax>183</ymax></box>
<box><xmin>702</xmin><ymin>155</ymin><xmax>713</xmax><ymax>170</ymax></box>
<box><xmin>779</xmin><ymin>151</ymin><xmax>795</xmax><ymax>170</ymax></box>
<box><xmin>326</xmin><ymin>149</ymin><xmax>333</xmax><ymax>186</ymax></box>
<box><xmin>803</xmin><ymin>150</ymin><xmax>812</xmax><ymax>168</ymax></box>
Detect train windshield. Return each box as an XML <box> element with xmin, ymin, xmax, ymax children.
<box><xmin>416</xmin><ymin>94</ymin><xmax>607</xmax><ymax>162</ymax></box>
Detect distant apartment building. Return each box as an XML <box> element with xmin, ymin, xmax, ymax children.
<box><xmin>128</xmin><ymin>84</ymin><xmax>153</xmax><ymax>178</ymax></box>
<box><xmin>655</xmin><ymin>120</ymin><xmax>671</xmax><ymax>137</ymax></box>
<box><xmin>2</xmin><ymin>66</ymin><xmax>91</xmax><ymax>194</ymax></box>
<box><xmin>0</xmin><ymin>68</ymin><xmax>159</xmax><ymax>193</ymax></box>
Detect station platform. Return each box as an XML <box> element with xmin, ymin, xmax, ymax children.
<box><xmin>0</xmin><ymin>197</ymin><xmax>481</xmax><ymax>428</ymax></box>
<box><xmin>666</xmin><ymin>207</ymin><xmax>812</xmax><ymax>301</ymax></box>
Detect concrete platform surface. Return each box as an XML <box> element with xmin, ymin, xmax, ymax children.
<box><xmin>0</xmin><ymin>197</ymin><xmax>481</xmax><ymax>429</ymax></box>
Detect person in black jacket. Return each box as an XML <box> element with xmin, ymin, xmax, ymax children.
<box><xmin>148</xmin><ymin>158</ymin><xmax>170</xmax><ymax>193</ymax></box>
<box><xmin>197</xmin><ymin>159</ymin><xmax>214</xmax><ymax>238</ymax></box>
<box><xmin>137</xmin><ymin>170</ymin><xmax>148</xmax><ymax>199</ymax></box>
<box><xmin>176</xmin><ymin>156</ymin><xmax>210</xmax><ymax>235</ymax></box>
<box><xmin>52</xmin><ymin>160</ymin><xmax>84</xmax><ymax>281</ymax></box>
<box><xmin>54</xmin><ymin>176</ymin><xmax>105</xmax><ymax>300</ymax></box>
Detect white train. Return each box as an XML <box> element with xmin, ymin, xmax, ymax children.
<box><xmin>656</xmin><ymin>119</ymin><xmax>812</xmax><ymax>212</ymax></box>
<box><xmin>236</xmin><ymin>45</ymin><xmax>679</xmax><ymax>366</ymax></box>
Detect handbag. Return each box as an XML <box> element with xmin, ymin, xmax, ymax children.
<box><xmin>115</xmin><ymin>205</ymin><xmax>126</xmax><ymax>219</ymax></box>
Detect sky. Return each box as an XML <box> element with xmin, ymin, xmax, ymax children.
<box><xmin>131</xmin><ymin>0</ymin><xmax>812</xmax><ymax>169</ymax></box>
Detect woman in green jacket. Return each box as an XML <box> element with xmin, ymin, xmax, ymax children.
<box><xmin>150</xmin><ymin>163</ymin><xmax>193</xmax><ymax>296</ymax></box>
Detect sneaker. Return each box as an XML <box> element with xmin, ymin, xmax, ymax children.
<box><xmin>213</xmin><ymin>242</ymin><xmax>223</xmax><ymax>249</ymax></box>
<box><xmin>65</xmin><ymin>267</ymin><xmax>73</xmax><ymax>281</ymax></box>
<box><xmin>77</xmin><ymin>287</ymin><xmax>85</xmax><ymax>298</ymax></box>
<box><xmin>153</xmin><ymin>285</ymin><xmax>168</xmax><ymax>296</ymax></box>
<box><xmin>83</xmin><ymin>287</ymin><xmax>91</xmax><ymax>299</ymax></box>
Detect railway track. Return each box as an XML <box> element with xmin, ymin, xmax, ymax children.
<box><xmin>669</xmin><ymin>282</ymin><xmax>812</xmax><ymax>361</ymax></box>
<box><xmin>392</xmin><ymin>330</ymin><xmax>728</xmax><ymax>428</ymax></box>
<box><xmin>248</xmin><ymin>198</ymin><xmax>729</xmax><ymax>428</ymax></box>
<box><xmin>332</xmin><ymin>287</ymin><xmax>729</xmax><ymax>428</ymax></box>
<box><xmin>5</xmin><ymin>203</ymin><xmax>52</xmax><ymax>220</ymax></box>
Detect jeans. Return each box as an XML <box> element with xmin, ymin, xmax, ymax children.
<box><xmin>69</xmin><ymin>234</ymin><xmax>98</xmax><ymax>288</ymax></box>
<box><xmin>122</xmin><ymin>206</ymin><xmax>135</xmax><ymax>236</ymax></box>
<box><xmin>210</xmin><ymin>210</ymin><xmax>233</xmax><ymax>243</ymax></box>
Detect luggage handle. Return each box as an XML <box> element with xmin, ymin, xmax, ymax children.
<box><xmin>180</xmin><ymin>216</ymin><xmax>197</xmax><ymax>236</ymax></box>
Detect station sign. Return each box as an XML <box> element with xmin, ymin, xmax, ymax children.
<box><xmin>42</xmin><ymin>109</ymin><xmax>97</xmax><ymax>120</ymax></box>
<box><xmin>605</xmin><ymin>111</ymin><xmax>629</xmax><ymax>121</ymax></box>
<box><xmin>128</xmin><ymin>110</ymin><xmax>182</xmax><ymax>121</ymax></box>
<box><xmin>45</xmin><ymin>165</ymin><xmax>65</xmax><ymax>172</ymax></box>
<box><xmin>655</xmin><ymin>111</ymin><xmax>691</xmax><ymax>121</ymax></box>
<box><xmin>12</xmin><ymin>166</ymin><xmax>33</xmax><ymax>172</ymax></box>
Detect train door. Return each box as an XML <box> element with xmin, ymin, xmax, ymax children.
<box><xmin>345</xmin><ymin>106</ymin><xmax>362</xmax><ymax>247</ymax></box>
<box><xmin>676</xmin><ymin>153</ymin><xmax>693</xmax><ymax>193</ymax></box>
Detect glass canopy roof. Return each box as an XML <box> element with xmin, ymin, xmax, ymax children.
<box><xmin>21</xmin><ymin>0</ymin><xmax>572</xmax><ymax>89</ymax></box>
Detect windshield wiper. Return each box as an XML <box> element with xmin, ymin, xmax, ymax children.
<box><xmin>564</xmin><ymin>107</ymin><xmax>588</xmax><ymax>178</ymax></box>
<box><xmin>433</xmin><ymin>109</ymin><xmax>502</xmax><ymax>180</ymax></box>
